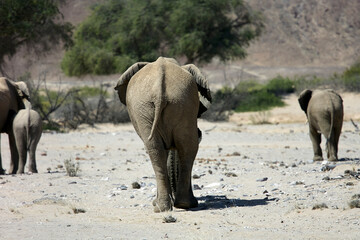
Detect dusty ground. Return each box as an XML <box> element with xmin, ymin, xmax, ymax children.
<box><xmin>1</xmin><ymin>93</ymin><xmax>360</xmax><ymax>240</ymax></box>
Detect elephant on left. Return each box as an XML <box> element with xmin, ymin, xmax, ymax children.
<box><xmin>0</xmin><ymin>77</ymin><xmax>30</xmax><ymax>174</ymax></box>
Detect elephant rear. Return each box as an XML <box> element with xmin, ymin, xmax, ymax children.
<box><xmin>308</xmin><ymin>90</ymin><xmax>343</xmax><ymax>139</ymax></box>
<box><xmin>13</xmin><ymin>109</ymin><xmax>42</xmax><ymax>173</ymax></box>
<box><xmin>299</xmin><ymin>89</ymin><xmax>343</xmax><ymax>161</ymax></box>
<box><xmin>126</xmin><ymin>57</ymin><xmax>199</xmax><ymax>148</ymax></box>
<box><xmin>115</xmin><ymin>57</ymin><xmax>211</xmax><ymax>212</ymax></box>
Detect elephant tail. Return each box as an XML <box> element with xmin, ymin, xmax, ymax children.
<box><xmin>148</xmin><ymin>100</ymin><xmax>165</xmax><ymax>141</ymax></box>
<box><xmin>328</xmin><ymin>101</ymin><xmax>335</xmax><ymax>141</ymax></box>
<box><xmin>148</xmin><ymin>62</ymin><xmax>166</xmax><ymax>141</ymax></box>
<box><xmin>26</xmin><ymin>108</ymin><xmax>31</xmax><ymax>150</ymax></box>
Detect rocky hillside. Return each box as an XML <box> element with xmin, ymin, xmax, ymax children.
<box><xmin>245</xmin><ymin>0</ymin><xmax>360</xmax><ymax>67</ymax></box>
<box><xmin>3</xmin><ymin>0</ymin><xmax>360</xmax><ymax>82</ymax></box>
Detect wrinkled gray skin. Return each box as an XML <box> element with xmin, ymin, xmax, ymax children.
<box><xmin>0</xmin><ymin>77</ymin><xmax>30</xmax><ymax>174</ymax></box>
<box><xmin>298</xmin><ymin>89</ymin><xmax>343</xmax><ymax>161</ymax></box>
<box><xmin>115</xmin><ymin>57</ymin><xmax>211</xmax><ymax>212</ymax></box>
<box><xmin>12</xmin><ymin>108</ymin><xmax>42</xmax><ymax>174</ymax></box>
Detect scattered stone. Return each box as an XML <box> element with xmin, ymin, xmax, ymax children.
<box><xmin>119</xmin><ymin>185</ymin><xmax>127</xmax><ymax>190</ymax></box>
<box><xmin>225</xmin><ymin>172</ymin><xmax>237</xmax><ymax>177</ymax></box>
<box><xmin>321</xmin><ymin>165</ymin><xmax>336</xmax><ymax>172</ymax></box>
<box><xmin>193</xmin><ymin>174</ymin><xmax>201</xmax><ymax>179</ymax></box>
<box><xmin>193</xmin><ymin>184</ymin><xmax>202</xmax><ymax>190</ymax></box>
<box><xmin>344</xmin><ymin>169</ymin><xmax>360</xmax><ymax>179</ymax></box>
<box><xmin>290</xmin><ymin>181</ymin><xmax>305</xmax><ymax>185</ymax></box>
<box><xmin>349</xmin><ymin>200</ymin><xmax>360</xmax><ymax>209</ymax></box>
<box><xmin>208</xmin><ymin>170</ymin><xmax>213</xmax><ymax>174</ymax></box>
<box><xmin>163</xmin><ymin>215</ymin><xmax>177</xmax><ymax>223</ymax></box>
<box><xmin>348</xmin><ymin>194</ymin><xmax>360</xmax><ymax>209</ymax></box>
<box><xmin>351</xmin><ymin>194</ymin><xmax>360</xmax><ymax>200</ymax></box>
<box><xmin>322</xmin><ymin>176</ymin><xmax>330</xmax><ymax>181</ymax></box>
<box><xmin>312</xmin><ymin>203</ymin><xmax>328</xmax><ymax>210</ymax></box>
<box><xmin>346</xmin><ymin>182</ymin><xmax>354</xmax><ymax>186</ymax></box>
<box><xmin>256</xmin><ymin>177</ymin><xmax>268</xmax><ymax>182</ymax></box>
<box><xmin>72</xmin><ymin>208</ymin><xmax>86</xmax><ymax>214</ymax></box>
<box><xmin>68</xmin><ymin>181</ymin><xmax>77</xmax><ymax>184</ymax></box>
<box><xmin>132</xmin><ymin>182</ymin><xmax>141</xmax><ymax>189</ymax></box>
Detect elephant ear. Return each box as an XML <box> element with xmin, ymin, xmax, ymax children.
<box><xmin>298</xmin><ymin>89</ymin><xmax>312</xmax><ymax>114</ymax></box>
<box><xmin>15</xmin><ymin>81</ymin><xmax>31</xmax><ymax>101</ymax></box>
<box><xmin>182</xmin><ymin>64</ymin><xmax>212</xmax><ymax>117</ymax></box>
<box><xmin>114</xmin><ymin>62</ymin><xmax>149</xmax><ymax>105</ymax></box>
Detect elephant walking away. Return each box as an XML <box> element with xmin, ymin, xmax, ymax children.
<box><xmin>0</xmin><ymin>77</ymin><xmax>30</xmax><ymax>174</ymax></box>
<box><xmin>298</xmin><ymin>89</ymin><xmax>343</xmax><ymax>161</ymax></box>
<box><xmin>12</xmin><ymin>108</ymin><xmax>42</xmax><ymax>174</ymax></box>
<box><xmin>115</xmin><ymin>57</ymin><xmax>211</xmax><ymax>212</ymax></box>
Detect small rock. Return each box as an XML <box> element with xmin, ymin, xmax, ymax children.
<box><xmin>193</xmin><ymin>184</ymin><xmax>202</xmax><ymax>190</ymax></box>
<box><xmin>163</xmin><ymin>215</ymin><xmax>177</xmax><ymax>223</ymax></box>
<box><xmin>291</xmin><ymin>181</ymin><xmax>305</xmax><ymax>185</ymax></box>
<box><xmin>225</xmin><ymin>172</ymin><xmax>237</xmax><ymax>177</ymax></box>
<box><xmin>193</xmin><ymin>174</ymin><xmax>201</xmax><ymax>179</ymax></box>
<box><xmin>256</xmin><ymin>177</ymin><xmax>268</xmax><ymax>182</ymax></box>
<box><xmin>132</xmin><ymin>182</ymin><xmax>141</xmax><ymax>189</ymax></box>
<box><xmin>119</xmin><ymin>185</ymin><xmax>127</xmax><ymax>190</ymax></box>
<box><xmin>321</xmin><ymin>165</ymin><xmax>336</xmax><ymax>172</ymax></box>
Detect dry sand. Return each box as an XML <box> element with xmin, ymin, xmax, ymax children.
<box><xmin>1</xmin><ymin>93</ymin><xmax>360</xmax><ymax>239</ymax></box>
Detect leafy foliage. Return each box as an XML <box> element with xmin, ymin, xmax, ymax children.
<box><xmin>0</xmin><ymin>0</ymin><xmax>73</xmax><ymax>72</ymax></box>
<box><xmin>342</xmin><ymin>58</ymin><xmax>360</xmax><ymax>91</ymax></box>
<box><xmin>61</xmin><ymin>0</ymin><xmax>263</xmax><ymax>76</ymax></box>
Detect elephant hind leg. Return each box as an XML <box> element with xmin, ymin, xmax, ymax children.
<box><xmin>28</xmin><ymin>142</ymin><xmax>38</xmax><ymax>173</ymax></box>
<box><xmin>327</xmin><ymin>126</ymin><xmax>342</xmax><ymax>162</ymax></box>
<box><xmin>173</xmin><ymin>131</ymin><xmax>199</xmax><ymax>209</ymax></box>
<box><xmin>309</xmin><ymin>126</ymin><xmax>323</xmax><ymax>161</ymax></box>
<box><xmin>147</xmin><ymin>147</ymin><xmax>173</xmax><ymax>213</ymax></box>
<box><xmin>15</xmin><ymin>134</ymin><xmax>27</xmax><ymax>174</ymax></box>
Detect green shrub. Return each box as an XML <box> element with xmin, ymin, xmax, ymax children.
<box><xmin>70</xmin><ymin>86</ymin><xmax>109</xmax><ymax>98</ymax></box>
<box><xmin>235</xmin><ymin>89</ymin><xmax>284</xmax><ymax>112</ymax></box>
<box><xmin>343</xmin><ymin>59</ymin><xmax>360</xmax><ymax>79</ymax></box>
<box><xmin>266</xmin><ymin>76</ymin><xmax>295</xmax><ymax>95</ymax></box>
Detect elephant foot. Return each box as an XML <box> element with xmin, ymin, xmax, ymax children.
<box><xmin>313</xmin><ymin>155</ymin><xmax>323</xmax><ymax>161</ymax></box>
<box><xmin>152</xmin><ymin>198</ymin><xmax>173</xmax><ymax>213</ymax></box>
<box><xmin>0</xmin><ymin>168</ymin><xmax>5</xmax><ymax>175</ymax></box>
<box><xmin>328</xmin><ymin>156</ymin><xmax>338</xmax><ymax>162</ymax></box>
<box><xmin>174</xmin><ymin>196</ymin><xmax>198</xmax><ymax>209</ymax></box>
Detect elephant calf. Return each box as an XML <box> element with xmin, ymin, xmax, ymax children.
<box><xmin>12</xmin><ymin>108</ymin><xmax>42</xmax><ymax>174</ymax></box>
<box><xmin>298</xmin><ymin>89</ymin><xmax>343</xmax><ymax>161</ymax></box>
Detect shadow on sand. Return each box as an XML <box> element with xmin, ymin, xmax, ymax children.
<box><xmin>189</xmin><ymin>195</ymin><xmax>277</xmax><ymax>211</ymax></box>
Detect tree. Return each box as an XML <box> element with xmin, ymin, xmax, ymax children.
<box><xmin>61</xmin><ymin>0</ymin><xmax>263</xmax><ymax>76</ymax></box>
<box><xmin>0</xmin><ymin>0</ymin><xmax>73</xmax><ymax>75</ymax></box>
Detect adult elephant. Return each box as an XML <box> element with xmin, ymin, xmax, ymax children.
<box><xmin>115</xmin><ymin>57</ymin><xmax>211</xmax><ymax>212</ymax></box>
<box><xmin>0</xmin><ymin>77</ymin><xmax>30</xmax><ymax>174</ymax></box>
<box><xmin>298</xmin><ymin>89</ymin><xmax>343</xmax><ymax>162</ymax></box>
